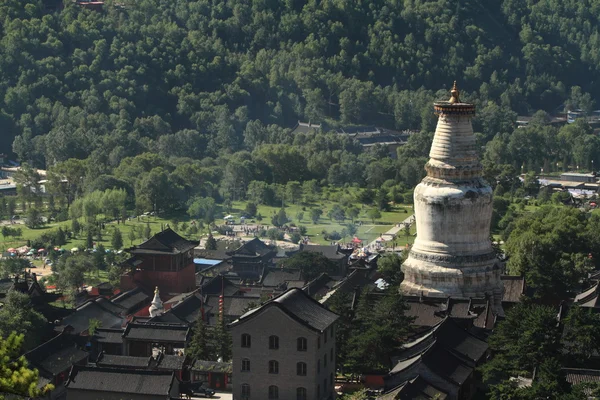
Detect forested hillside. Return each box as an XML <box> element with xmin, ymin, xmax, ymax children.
<box><xmin>1</xmin><ymin>0</ymin><xmax>599</xmax><ymax>168</ymax></box>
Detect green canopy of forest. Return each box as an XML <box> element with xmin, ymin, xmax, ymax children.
<box><xmin>1</xmin><ymin>0</ymin><xmax>599</xmax><ymax>167</ymax></box>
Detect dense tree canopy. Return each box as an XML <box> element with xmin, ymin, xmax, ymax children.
<box><xmin>505</xmin><ymin>207</ymin><xmax>597</xmax><ymax>301</ymax></box>
<box><xmin>2</xmin><ymin>0</ymin><xmax>599</xmax><ymax>168</ymax></box>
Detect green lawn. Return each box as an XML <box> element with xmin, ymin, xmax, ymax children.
<box><xmin>1</xmin><ymin>214</ymin><xmax>177</xmax><ymax>252</ymax></box>
<box><xmin>2</xmin><ymin>200</ymin><xmax>415</xmax><ymax>250</ymax></box>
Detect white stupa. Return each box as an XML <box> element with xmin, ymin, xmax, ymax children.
<box><xmin>149</xmin><ymin>286</ymin><xmax>164</xmax><ymax>317</ymax></box>
<box><xmin>400</xmin><ymin>82</ymin><xmax>504</xmax><ymax>315</ymax></box>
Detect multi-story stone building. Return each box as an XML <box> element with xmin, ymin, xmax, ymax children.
<box><xmin>229</xmin><ymin>288</ymin><xmax>339</xmax><ymax>400</ymax></box>
<box><xmin>400</xmin><ymin>83</ymin><xmax>504</xmax><ymax>315</ymax></box>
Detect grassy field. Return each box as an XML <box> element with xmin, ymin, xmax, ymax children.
<box><xmin>1</xmin><ymin>200</ymin><xmax>415</xmax><ymax>250</ymax></box>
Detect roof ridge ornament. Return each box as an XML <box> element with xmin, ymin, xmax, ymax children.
<box><xmin>449</xmin><ymin>81</ymin><xmax>460</xmax><ymax>104</ymax></box>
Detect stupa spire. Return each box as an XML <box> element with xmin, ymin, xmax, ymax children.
<box><xmin>448</xmin><ymin>80</ymin><xmax>460</xmax><ymax>103</ymax></box>
<box><xmin>149</xmin><ymin>286</ymin><xmax>164</xmax><ymax>317</ymax></box>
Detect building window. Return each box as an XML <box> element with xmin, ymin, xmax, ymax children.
<box><xmin>324</xmin><ymin>354</ymin><xmax>327</xmax><ymax>368</ymax></box>
<box><xmin>317</xmin><ymin>337</ymin><xmax>321</xmax><ymax>349</ymax></box>
<box><xmin>330</xmin><ymin>348</ymin><xmax>334</xmax><ymax>362</ymax></box>
<box><xmin>268</xmin><ymin>385</ymin><xmax>279</xmax><ymax>399</ymax></box>
<box><xmin>269</xmin><ymin>335</ymin><xmax>279</xmax><ymax>349</ymax></box>
<box><xmin>241</xmin><ymin>384</ymin><xmax>251</xmax><ymax>399</ymax></box>
<box><xmin>268</xmin><ymin>360</ymin><xmax>279</xmax><ymax>374</ymax></box>
<box><xmin>241</xmin><ymin>334</ymin><xmax>251</xmax><ymax>348</ymax></box>
<box><xmin>331</xmin><ymin>325</ymin><xmax>334</xmax><ymax>339</ymax></box>
<box><xmin>317</xmin><ymin>384</ymin><xmax>320</xmax><ymax>398</ymax></box>
<box><xmin>296</xmin><ymin>387</ymin><xmax>307</xmax><ymax>400</ymax></box>
<box><xmin>324</xmin><ymin>330</ymin><xmax>328</xmax><ymax>344</ymax></box>
<box><xmin>241</xmin><ymin>358</ymin><xmax>250</xmax><ymax>372</ymax></box>
<box><xmin>331</xmin><ymin>372</ymin><xmax>334</xmax><ymax>387</ymax></box>
<box><xmin>296</xmin><ymin>362</ymin><xmax>307</xmax><ymax>376</ymax></box>
<box><xmin>324</xmin><ymin>378</ymin><xmax>327</xmax><ymax>391</ymax></box>
<box><xmin>297</xmin><ymin>337</ymin><xmax>307</xmax><ymax>352</ymax></box>
<box><xmin>317</xmin><ymin>359</ymin><xmax>320</xmax><ymax>373</ymax></box>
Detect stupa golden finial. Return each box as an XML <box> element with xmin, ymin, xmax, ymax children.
<box><xmin>154</xmin><ymin>286</ymin><xmax>159</xmax><ymax>295</ymax></box>
<box><xmin>449</xmin><ymin>81</ymin><xmax>460</xmax><ymax>104</ymax></box>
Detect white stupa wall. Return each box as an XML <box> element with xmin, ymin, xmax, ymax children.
<box><xmin>400</xmin><ymin>84</ymin><xmax>504</xmax><ymax>315</ymax></box>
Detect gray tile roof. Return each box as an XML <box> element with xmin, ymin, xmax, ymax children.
<box><xmin>158</xmin><ymin>355</ymin><xmax>185</xmax><ymax>370</ymax></box>
<box><xmin>25</xmin><ymin>332</ymin><xmax>89</xmax><ymax>377</ymax></box>
<box><xmin>300</xmin><ymin>244</ymin><xmax>346</xmax><ymax>260</ymax></box>
<box><xmin>111</xmin><ymin>287</ymin><xmax>151</xmax><ymax>312</ymax></box>
<box><xmin>563</xmin><ymin>368</ymin><xmax>600</xmax><ymax>385</ymax></box>
<box><xmin>574</xmin><ymin>282</ymin><xmax>600</xmax><ymax>308</ymax></box>
<box><xmin>94</xmin><ymin>328</ymin><xmax>124</xmax><ymax>344</ymax></box>
<box><xmin>59</xmin><ymin>300</ymin><xmax>124</xmax><ymax>334</ymax></box>
<box><xmin>261</xmin><ymin>268</ymin><xmax>302</xmax><ymax>287</ymax></box>
<box><xmin>232</xmin><ymin>288</ymin><xmax>339</xmax><ymax>332</ymax></box>
<box><xmin>192</xmin><ymin>360</ymin><xmax>232</xmax><ymax>373</ymax></box>
<box><xmin>123</xmin><ymin>323</ymin><xmax>189</xmax><ymax>343</ymax></box>
<box><xmin>380</xmin><ymin>376</ymin><xmax>448</xmax><ymax>400</ymax></box>
<box><xmin>97</xmin><ymin>354</ymin><xmax>150</xmax><ymax>368</ymax></box>
<box><xmin>131</xmin><ymin>228</ymin><xmax>198</xmax><ymax>255</ymax></box>
<box><xmin>501</xmin><ymin>275</ymin><xmax>525</xmax><ymax>303</ymax></box>
<box><xmin>65</xmin><ymin>366</ymin><xmax>175</xmax><ymax>396</ymax></box>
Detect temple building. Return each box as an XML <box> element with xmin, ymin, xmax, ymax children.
<box><xmin>121</xmin><ymin>228</ymin><xmax>199</xmax><ymax>294</ymax></box>
<box><xmin>401</xmin><ymin>83</ymin><xmax>504</xmax><ymax>315</ymax></box>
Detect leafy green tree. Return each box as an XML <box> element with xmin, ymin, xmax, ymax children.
<box><xmin>0</xmin><ymin>258</ymin><xmax>30</xmax><ymax>279</ymax></box>
<box><xmin>244</xmin><ymin>202</ymin><xmax>257</xmax><ymax>217</ymax></box>
<box><xmin>25</xmin><ymin>207</ymin><xmax>42</xmax><ymax>229</ymax></box>
<box><xmin>279</xmin><ymin>252</ymin><xmax>336</xmax><ymax>281</ymax></box>
<box><xmin>310</xmin><ymin>208</ymin><xmax>323</xmax><ymax>224</ymax></box>
<box><xmin>481</xmin><ymin>303</ymin><xmax>562</xmax><ymax>386</ymax></box>
<box><xmin>267</xmin><ymin>228</ymin><xmax>284</xmax><ymax>241</ymax></box>
<box><xmin>88</xmin><ymin>319</ymin><xmax>102</xmax><ymax>336</ymax></box>
<box><xmin>347</xmin><ymin>289</ymin><xmax>413</xmax><ymax>373</ymax></box>
<box><xmin>111</xmin><ymin>228</ymin><xmax>123</xmax><ymax>250</ymax></box>
<box><xmin>0</xmin><ymin>290</ymin><xmax>47</xmax><ymax>350</ymax></box>
<box><xmin>506</xmin><ymin>207</ymin><xmax>594</xmax><ymax>301</ymax></box>
<box><xmin>56</xmin><ymin>254</ymin><xmax>91</xmax><ymax>299</ymax></box>
<box><xmin>367</xmin><ymin>208</ymin><xmax>382</xmax><ymax>223</ymax></box>
<box><xmin>328</xmin><ymin>204</ymin><xmax>345</xmax><ymax>222</ymax></box>
<box><xmin>290</xmin><ymin>232</ymin><xmax>302</xmax><ymax>244</ymax></box>
<box><xmin>0</xmin><ymin>333</ymin><xmax>53</xmax><ymax>398</ymax></box>
<box><xmin>377</xmin><ymin>253</ymin><xmax>405</xmax><ymax>286</ymax></box>
<box><xmin>562</xmin><ymin>305</ymin><xmax>600</xmax><ymax>364</ymax></box>
<box><xmin>187</xmin><ymin>197</ymin><xmax>217</xmax><ymax>223</ymax></box>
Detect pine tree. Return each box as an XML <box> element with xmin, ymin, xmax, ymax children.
<box><xmin>0</xmin><ymin>333</ymin><xmax>53</xmax><ymax>398</ymax></box>
<box><xmin>71</xmin><ymin>219</ymin><xmax>80</xmax><ymax>237</ymax></box>
<box><xmin>56</xmin><ymin>227</ymin><xmax>66</xmax><ymax>246</ymax></box>
<box><xmin>128</xmin><ymin>229</ymin><xmax>136</xmax><ymax>245</ymax></box>
<box><xmin>205</xmin><ymin>234</ymin><xmax>217</xmax><ymax>250</ymax></box>
<box><xmin>213</xmin><ymin>321</ymin><xmax>232</xmax><ymax>362</ymax></box>
<box><xmin>187</xmin><ymin>319</ymin><xmax>214</xmax><ymax>361</ymax></box>
<box><xmin>111</xmin><ymin>228</ymin><xmax>123</xmax><ymax>250</ymax></box>
<box><xmin>86</xmin><ymin>230</ymin><xmax>93</xmax><ymax>249</ymax></box>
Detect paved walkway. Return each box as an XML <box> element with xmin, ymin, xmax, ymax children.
<box><xmin>366</xmin><ymin>214</ymin><xmax>415</xmax><ymax>249</ymax></box>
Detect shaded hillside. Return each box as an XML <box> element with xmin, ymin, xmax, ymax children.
<box><xmin>0</xmin><ymin>0</ymin><xmax>598</xmax><ymax>166</ymax></box>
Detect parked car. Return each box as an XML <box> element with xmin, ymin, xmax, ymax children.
<box><xmin>195</xmin><ymin>386</ymin><xmax>215</xmax><ymax>398</ymax></box>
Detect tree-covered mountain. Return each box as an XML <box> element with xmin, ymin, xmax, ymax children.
<box><xmin>1</xmin><ymin>0</ymin><xmax>599</xmax><ymax>167</ymax></box>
